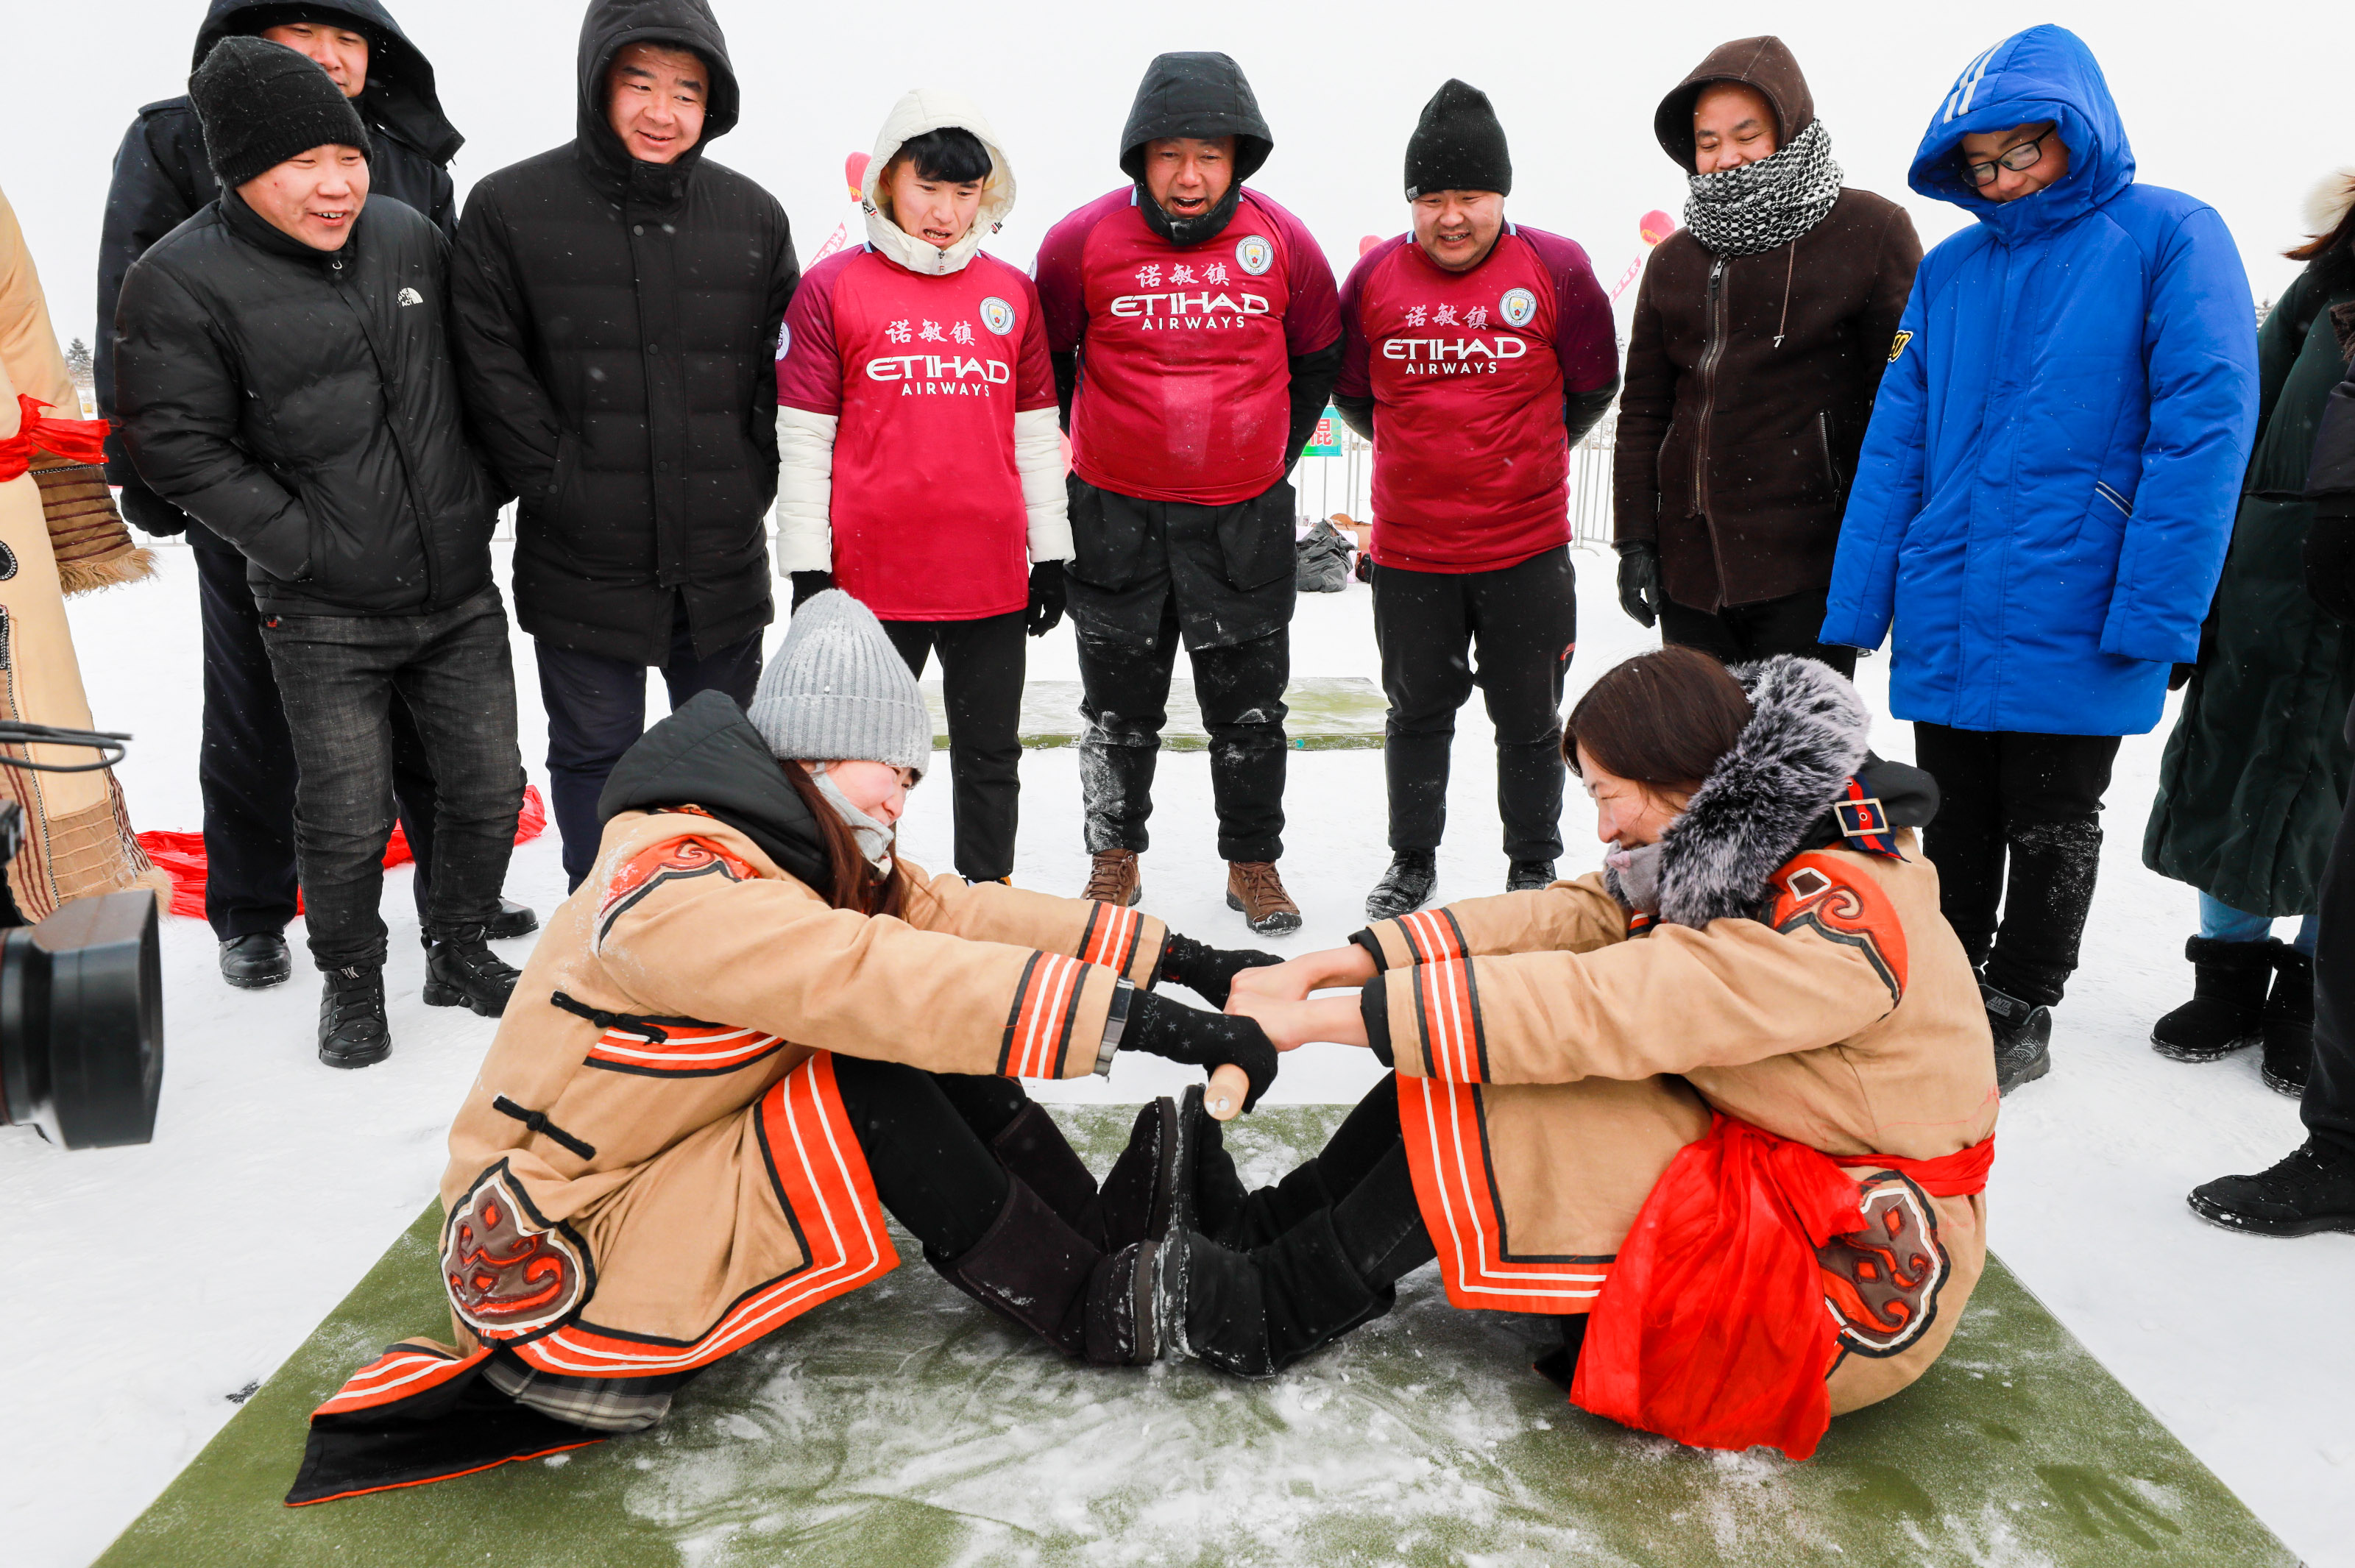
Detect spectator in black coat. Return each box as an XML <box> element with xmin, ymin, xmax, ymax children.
<box><xmin>114</xmin><ymin>38</ymin><xmax>526</xmax><ymax>1070</ymax></box>
<box><xmin>450</xmin><ymin>0</ymin><xmax>798</xmax><ymax>888</ymax></box>
<box><xmin>94</xmin><ymin>0</ymin><xmax>532</xmax><ymax>992</ymax></box>
<box><xmin>2191</xmin><ymin>341</ymin><xmax>2355</xmax><ymax>1236</ymax></box>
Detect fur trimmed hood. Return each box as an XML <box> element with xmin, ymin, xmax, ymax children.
<box><xmin>1609</xmin><ymin>656</ymin><xmax>1880</xmax><ymax>929</ymax></box>
<box><xmin>860</xmin><ymin>88</ymin><xmax>1015</xmax><ymax>277</ymax></box>
<box><xmin>2303</xmin><ymin>166</ymin><xmax>2355</xmax><ymax>244</ymax></box>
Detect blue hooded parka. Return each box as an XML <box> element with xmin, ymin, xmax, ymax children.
<box><xmin>1820</xmin><ymin>26</ymin><xmax>2259</xmax><ymax>736</ymax></box>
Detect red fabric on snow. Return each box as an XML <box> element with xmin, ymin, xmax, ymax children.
<box><xmin>138</xmin><ymin>785</ymin><xmax>547</xmax><ymax>920</ymax></box>
<box><xmin>1569</xmin><ymin>1113</ymin><xmax>1993</xmax><ymax>1462</ymax></box>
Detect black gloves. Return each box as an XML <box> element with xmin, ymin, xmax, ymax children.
<box><xmin>1616</xmin><ymin>542</ymin><xmax>1662</xmax><ymax>628</ymax></box>
<box><xmin>1122</xmin><ymin>987</ymin><xmax>1278</xmax><ymax>1113</ymax></box>
<box><xmin>1027</xmin><ymin>560</ymin><xmax>1067</xmax><ymax>637</ymax></box>
<box><xmin>790</xmin><ymin>570</ymin><xmax>835</xmax><ymax>610</ymax></box>
<box><xmin>1154</xmin><ymin>932</ymin><xmax>1282</xmax><ymax>1009</ymax></box>
<box><xmin>2306</xmin><ymin>500</ymin><xmax>2355</xmax><ymax>621</ymax></box>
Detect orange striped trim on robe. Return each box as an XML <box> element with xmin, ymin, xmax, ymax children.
<box><xmin>1395</xmin><ymin>908</ymin><xmax>1487</xmax><ymax>1084</ymax></box>
<box><xmin>312</xmin><ymin>1342</ymin><xmax>490</xmax><ymax>1417</ymax></box>
<box><xmin>584</xmin><ymin>1021</ymin><xmax>787</xmax><ymax>1077</ymax></box>
<box><xmin>997</xmin><ymin>951</ymin><xmax>1090</xmax><ymax>1078</ymax></box>
<box><xmin>1077</xmin><ymin>901</ymin><xmax>1146</xmax><ymax>976</ymax></box>
<box><xmin>1398</xmin><ymin>1074</ymin><xmax>1614</xmax><ymax>1316</ymax></box>
<box><xmin>505</xmin><ymin>1051</ymin><xmax>898</xmax><ymax>1378</ymax></box>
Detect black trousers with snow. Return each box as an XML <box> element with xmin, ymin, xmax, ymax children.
<box><xmin>882</xmin><ymin>611</ymin><xmax>1024</xmax><ymax>883</ymax></box>
<box><xmin>1913</xmin><ymin>723</ymin><xmax>2123</xmax><ymax>1008</ymax></box>
<box><xmin>194</xmin><ymin>539</ymin><xmax>442</xmax><ymax>941</ymax></box>
<box><xmin>832</xmin><ymin>1057</ymin><xmax>1025</xmax><ymax>1259</ymax></box>
<box><xmin>1373</xmin><ymin>547</ymin><xmax>1576</xmax><ymax>861</ymax></box>
<box><xmin>535</xmin><ymin>596</ymin><xmax>762</xmax><ymax>890</ymax></box>
<box><xmin>1067</xmin><ymin>480</ymin><xmax>1295</xmax><ymax>865</ymax></box>
<box><xmin>1658</xmin><ymin>581</ymin><xmax>1858</xmax><ymax>679</ymax></box>
<box><xmin>2302</xmin><ymin>701</ymin><xmax>2355</xmax><ymax>1160</ymax></box>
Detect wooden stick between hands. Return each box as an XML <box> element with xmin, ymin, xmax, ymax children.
<box><xmin>1206</xmin><ymin>1063</ymin><xmax>1250</xmax><ymax>1122</ymax></box>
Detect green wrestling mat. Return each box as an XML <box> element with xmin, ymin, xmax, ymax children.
<box><xmin>97</xmin><ymin>1107</ymin><xmax>2293</xmax><ymax>1568</ymax></box>
<box><xmin>922</xmin><ymin>677</ymin><xmax>1390</xmax><ymax>751</ymax></box>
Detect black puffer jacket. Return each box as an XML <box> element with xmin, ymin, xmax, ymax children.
<box><xmin>95</xmin><ymin>0</ymin><xmax>463</xmax><ymax>542</ymax></box>
<box><xmin>450</xmin><ymin>0</ymin><xmax>798</xmax><ymax>665</ymax></box>
<box><xmin>113</xmin><ymin>192</ymin><xmax>497</xmax><ymax>616</ymax></box>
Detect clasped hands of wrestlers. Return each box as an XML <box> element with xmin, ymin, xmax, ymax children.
<box><xmin>1147</xmin><ymin>934</ymin><xmax>1376</xmax><ymax>1121</ymax></box>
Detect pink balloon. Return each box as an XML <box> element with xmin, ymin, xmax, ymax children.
<box><xmin>845</xmin><ymin>152</ymin><xmax>871</xmax><ymax>197</ymax></box>
<box><xmin>1640</xmin><ymin>209</ymin><xmax>1677</xmax><ymax>247</ymax></box>
<box><xmin>1359</xmin><ymin>234</ymin><xmax>1382</xmax><ymax>256</ymax></box>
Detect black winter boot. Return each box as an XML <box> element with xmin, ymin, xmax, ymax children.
<box><xmin>220</xmin><ymin>932</ymin><xmax>291</xmax><ymax>989</ymax></box>
<box><xmin>422</xmin><ymin>898</ymin><xmax>542</xmax><ymax>949</ymax></box>
<box><xmin>2186</xmin><ymin>1138</ymin><xmax>2355</xmax><ymax>1237</ymax></box>
<box><xmin>1364</xmin><ymin>851</ymin><xmax>1437</xmax><ymax>922</ymax></box>
<box><xmin>927</xmin><ymin>1178</ymin><xmax>1159</xmax><ymax>1364</ymax></box>
<box><xmin>2261</xmin><ymin>947</ymin><xmax>2315</xmax><ymax>1096</ymax></box>
<box><xmin>1506</xmin><ymin>858</ymin><xmax>1557</xmax><ymax>892</ymax></box>
<box><xmin>1160</xmin><ymin>1208</ymin><xmax>1393</xmax><ymax>1377</ymax></box>
<box><xmin>317</xmin><ymin>964</ymin><xmax>389</xmax><ymax>1069</ymax></box>
<box><xmin>2149</xmin><ymin>937</ymin><xmax>2276</xmax><ymax>1062</ymax></box>
<box><xmin>424</xmin><ymin>928</ymin><xmax>521</xmax><ymax>1018</ymax></box>
<box><xmin>1983</xmin><ymin>982</ymin><xmax>2051</xmax><ymax>1095</ymax></box>
<box><xmin>994</xmin><ymin>1098</ymin><xmax>1182</xmax><ymax>1254</ymax></box>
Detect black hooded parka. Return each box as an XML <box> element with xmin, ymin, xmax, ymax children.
<box><xmin>449</xmin><ymin>0</ymin><xmax>798</xmax><ymax>666</ymax></box>
<box><xmin>96</xmin><ymin>0</ymin><xmax>466</xmax><ymax>542</ymax></box>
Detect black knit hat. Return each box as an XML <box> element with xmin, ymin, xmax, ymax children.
<box><xmin>190</xmin><ymin>35</ymin><xmax>372</xmax><ymax>191</ymax></box>
<box><xmin>1404</xmin><ymin>79</ymin><xmax>1511</xmax><ymax>199</ymax></box>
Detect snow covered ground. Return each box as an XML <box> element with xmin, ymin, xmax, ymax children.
<box><xmin>4</xmin><ymin>543</ymin><xmax>2348</xmax><ymax>1567</ymax></box>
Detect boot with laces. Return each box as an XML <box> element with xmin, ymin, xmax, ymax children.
<box><xmin>423</xmin><ymin>927</ymin><xmax>521</xmax><ymax>1018</ymax></box>
<box><xmin>1226</xmin><ymin>860</ymin><xmax>1302</xmax><ymax>935</ymax></box>
<box><xmin>317</xmin><ymin>964</ymin><xmax>389</xmax><ymax>1069</ymax></box>
<box><xmin>1082</xmin><ymin>848</ymin><xmax>1141</xmax><ymax>907</ymax></box>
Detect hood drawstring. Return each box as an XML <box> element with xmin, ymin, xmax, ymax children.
<box><xmin>1774</xmin><ymin>241</ymin><xmax>1796</xmax><ymax>349</ymax></box>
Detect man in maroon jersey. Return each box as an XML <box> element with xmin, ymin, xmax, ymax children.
<box><xmin>1334</xmin><ymin>80</ymin><xmax>1620</xmax><ymax>920</ymax></box>
<box><xmin>1035</xmin><ymin>52</ymin><xmax>1343</xmax><ymax>934</ymax></box>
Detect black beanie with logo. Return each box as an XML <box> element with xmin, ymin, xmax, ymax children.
<box><xmin>1403</xmin><ymin>79</ymin><xmax>1511</xmax><ymax>199</ymax></box>
<box><xmin>191</xmin><ymin>35</ymin><xmax>372</xmax><ymax>191</ymax></box>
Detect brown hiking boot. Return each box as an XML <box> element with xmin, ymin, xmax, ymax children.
<box><xmin>1083</xmin><ymin>848</ymin><xmax>1142</xmax><ymax>907</ymax></box>
<box><xmin>1226</xmin><ymin>861</ymin><xmax>1302</xmax><ymax>934</ymax></box>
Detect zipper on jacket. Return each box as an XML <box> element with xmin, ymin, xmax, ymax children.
<box><xmin>1816</xmin><ymin>410</ymin><xmax>1840</xmax><ymax>497</ymax></box>
<box><xmin>1693</xmin><ymin>255</ymin><xmax>1731</xmax><ymax>602</ymax></box>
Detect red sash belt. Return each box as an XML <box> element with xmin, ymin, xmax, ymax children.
<box><xmin>1570</xmin><ymin>1113</ymin><xmax>1992</xmax><ymax>1462</ymax></box>
<box><xmin>0</xmin><ymin>396</ymin><xmax>110</xmax><ymax>483</ymax></box>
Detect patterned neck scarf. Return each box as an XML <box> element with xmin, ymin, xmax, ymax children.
<box><xmin>1682</xmin><ymin>118</ymin><xmax>1843</xmax><ymax>258</ymax></box>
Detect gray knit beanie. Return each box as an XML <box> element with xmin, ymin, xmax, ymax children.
<box><xmin>748</xmin><ymin>591</ymin><xmax>932</xmax><ymax>778</ymax></box>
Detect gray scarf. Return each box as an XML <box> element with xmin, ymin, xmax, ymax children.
<box><xmin>1682</xmin><ymin>118</ymin><xmax>1843</xmax><ymax>258</ymax></box>
<box><xmin>812</xmin><ymin>763</ymin><xmax>896</xmax><ymax>877</ymax></box>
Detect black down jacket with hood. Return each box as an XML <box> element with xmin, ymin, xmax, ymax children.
<box><xmin>112</xmin><ymin>189</ymin><xmax>497</xmax><ymax>617</ymax></box>
<box><xmin>96</xmin><ymin>0</ymin><xmax>464</xmax><ymax>542</ymax></box>
<box><xmin>450</xmin><ymin>0</ymin><xmax>798</xmax><ymax>666</ymax></box>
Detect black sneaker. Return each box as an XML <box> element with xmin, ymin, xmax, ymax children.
<box><xmin>1364</xmin><ymin>851</ymin><xmax>1437</xmax><ymax>922</ymax></box>
<box><xmin>2187</xmin><ymin>1138</ymin><xmax>2355</xmax><ymax>1238</ymax></box>
<box><xmin>1506</xmin><ymin>858</ymin><xmax>1557</xmax><ymax>893</ymax></box>
<box><xmin>486</xmin><ymin>898</ymin><xmax>540</xmax><ymax>941</ymax></box>
<box><xmin>423</xmin><ymin>929</ymin><xmax>521</xmax><ymax>1018</ymax></box>
<box><xmin>219</xmin><ymin>932</ymin><xmax>291</xmax><ymax>990</ymax></box>
<box><xmin>318</xmin><ymin>964</ymin><xmax>390</xmax><ymax>1069</ymax></box>
<box><xmin>1983</xmin><ymin>982</ymin><xmax>2051</xmax><ymax>1095</ymax></box>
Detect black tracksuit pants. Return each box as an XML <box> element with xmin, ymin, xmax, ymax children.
<box><xmin>1373</xmin><ymin>547</ymin><xmax>1576</xmax><ymax>862</ymax></box>
<box><xmin>2302</xmin><ymin>703</ymin><xmax>2355</xmax><ymax>1160</ymax></box>
<box><xmin>832</xmin><ymin>1057</ymin><xmax>1024</xmax><ymax>1257</ymax></box>
<box><xmin>534</xmin><ymin>597</ymin><xmax>762</xmax><ymax>890</ymax></box>
<box><xmin>194</xmin><ymin>541</ymin><xmax>441</xmax><ymax>941</ymax></box>
<box><xmin>882</xmin><ymin>611</ymin><xmax>1023</xmax><ymax>883</ymax></box>
<box><xmin>1659</xmin><ymin>583</ymin><xmax>1859</xmax><ymax>679</ymax></box>
<box><xmin>1913</xmin><ymin>723</ymin><xmax>2123</xmax><ymax>1009</ymax></box>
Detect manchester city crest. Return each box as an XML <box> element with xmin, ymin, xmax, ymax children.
<box><xmin>1234</xmin><ymin>234</ymin><xmax>1275</xmax><ymax>276</ymax></box>
<box><xmin>1499</xmin><ymin>287</ymin><xmax>1537</xmax><ymax>328</ymax></box>
<box><xmin>980</xmin><ymin>296</ymin><xmax>1017</xmax><ymax>336</ymax></box>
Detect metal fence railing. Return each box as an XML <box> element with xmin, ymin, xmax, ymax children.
<box><xmin>1289</xmin><ymin>405</ymin><xmax>1618</xmax><ymax>550</ymax></box>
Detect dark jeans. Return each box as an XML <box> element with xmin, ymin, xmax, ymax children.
<box><xmin>260</xmin><ymin>589</ymin><xmax>524</xmax><ymax>971</ymax></box>
<box><xmin>2303</xmin><ymin>704</ymin><xmax>2355</xmax><ymax>1160</ymax></box>
<box><xmin>535</xmin><ymin>597</ymin><xmax>762</xmax><ymax>889</ymax></box>
<box><xmin>1913</xmin><ymin>723</ymin><xmax>2122</xmax><ymax>1008</ymax></box>
<box><xmin>882</xmin><ymin>612</ymin><xmax>1022</xmax><ymax>882</ymax></box>
<box><xmin>1373</xmin><ymin>547</ymin><xmax>1576</xmax><ymax>861</ymax></box>
<box><xmin>194</xmin><ymin>543</ymin><xmax>441</xmax><ymax>940</ymax></box>
<box><xmin>1660</xmin><ymin>583</ymin><xmax>1858</xmax><ymax>679</ymax></box>
<box><xmin>1076</xmin><ymin>598</ymin><xmax>1288</xmax><ymax>864</ymax></box>
<box><xmin>832</xmin><ymin>1057</ymin><xmax>1024</xmax><ymax>1259</ymax></box>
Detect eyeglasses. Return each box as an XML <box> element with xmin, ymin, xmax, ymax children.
<box><xmin>1962</xmin><ymin>134</ymin><xmax>2050</xmax><ymax>188</ymax></box>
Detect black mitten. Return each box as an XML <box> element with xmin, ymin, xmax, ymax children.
<box><xmin>1122</xmin><ymin>988</ymin><xmax>1278</xmax><ymax>1112</ymax></box>
<box><xmin>1026</xmin><ymin>560</ymin><xmax>1068</xmax><ymax>636</ymax></box>
<box><xmin>1155</xmin><ymin>932</ymin><xmax>1282</xmax><ymax>1009</ymax></box>
<box><xmin>790</xmin><ymin>570</ymin><xmax>836</xmax><ymax>609</ymax></box>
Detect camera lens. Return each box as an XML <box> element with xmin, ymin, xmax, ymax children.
<box><xmin>0</xmin><ymin>890</ymin><xmax>164</xmax><ymax>1149</ymax></box>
